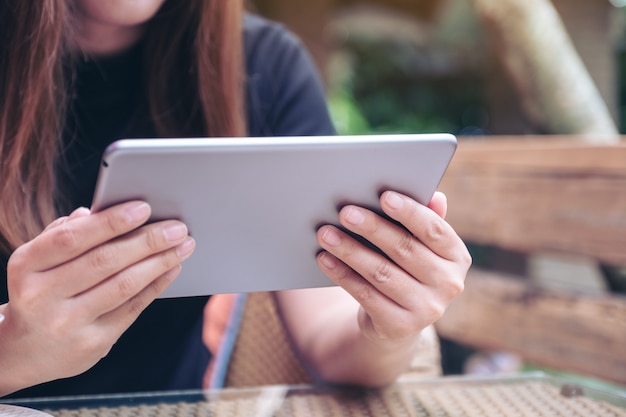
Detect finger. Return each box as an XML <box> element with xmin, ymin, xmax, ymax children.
<box><xmin>380</xmin><ymin>191</ymin><xmax>466</xmax><ymax>262</ymax></box>
<box><xmin>75</xmin><ymin>238</ymin><xmax>195</xmax><ymax>319</ymax></box>
<box><xmin>52</xmin><ymin>221</ymin><xmax>192</xmax><ymax>297</ymax></box>
<box><xmin>338</xmin><ymin>205</ymin><xmax>444</xmax><ymax>285</ymax></box>
<box><xmin>94</xmin><ymin>265</ymin><xmax>184</xmax><ymax>339</ymax></box>
<box><xmin>317</xmin><ymin>250</ymin><xmax>397</xmax><ymax>307</ymax></box>
<box><xmin>317</xmin><ymin>225</ymin><xmax>421</xmax><ymax>308</ymax></box>
<box><xmin>42</xmin><ymin>216</ymin><xmax>70</xmax><ymax>233</ymax></box>
<box><xmin>68</xmin><ymin>207</ymin><xmax>91</xmax><ymax>220</ymax></box>
<box><xmin>23</xmin><ymin>201</ymin><xmax>152</xmax><ymax>271</ymax></box>
<box><xmin>42</xmin><ymin>207</ymin><xmax>92</xmax><ymax>233</ymax></box>
<box><xmin>428</xmin><ymin>191</ymin><xmax>447</xmax><ymax>219</ymax></box>
<box><xmin>316</xmin><ymin>251</ymin><xmax>428</xmax><ymax>338</ymax></box>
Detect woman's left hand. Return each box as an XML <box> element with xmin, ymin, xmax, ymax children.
<box><xmin>315</xmin><ymin>190</ymin><xmax>471</xmax><ymax>342</ymax></box>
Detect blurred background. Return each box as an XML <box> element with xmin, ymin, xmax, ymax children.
<box><xmin>248</xmin><ymin>0</ymin><xmax>624</xmax><ymax>136</ymax></box>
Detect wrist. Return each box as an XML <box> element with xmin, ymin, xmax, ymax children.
<box><xmin>0</xmin><ymin>307</ymin><xmax>38</xmax><ymax>397</ymax></box>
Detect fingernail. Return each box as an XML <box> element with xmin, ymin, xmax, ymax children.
<box><xmin>176</xmin><ymin>238</ymin><xmax>195</xmax><ymax>258</ymax></box>
<box><xmin>321</xmin><ymin>227</ymin><xmax>341</xmax><ymax>247</ymax></box>
<box><xmin>164</xmin><ymin>223</ymin><xmax>188</xmax><ymax>241</ymax></box>
<box><xmin>70</xmin><ymin>207</ymin><xmax>91</xmax><ymax>217</ymax></box>
<box><xmin>126</xmin><ymin>202</ymin><xmax>150</xmax><ymax>222</ymax></box>
<box><xmin>0</xmin><ymin>313</ymin><xmax>5</xmax><ymax>324</ymax></box>
<box><xmin>319</xmin><ymin>252</ymin><xmax>337</xmax><ymax>269</ymax></box>
<box><xmin>385</xmin><ymin>192</ymin><xmax>404</xmax><ymax>209</ymax></box>
<box><xmin>344</xmin><ymin>206</ymin><xmax>365</xmax><ymax>225</ymax></box>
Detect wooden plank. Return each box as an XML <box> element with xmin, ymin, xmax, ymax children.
<box><xmin>435</xmin><ymin>268</ymin><xmax>626</xmax><ymax>384</ymax></box>
<box><xmin>438</xmin><ymin>136</ymin><xmax>626</xmax><ymax>265</ymax></box>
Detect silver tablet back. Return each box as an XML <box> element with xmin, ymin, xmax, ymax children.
<box><xmin>91</xmin><ymin>134</ymin><xmax>457</xmax><ymax>297</ymax></box>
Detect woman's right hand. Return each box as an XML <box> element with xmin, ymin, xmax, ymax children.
<box><xmin>0</xmin><ymin>201</ymin><xmax>195</xmax><ymax>396</ymax></box>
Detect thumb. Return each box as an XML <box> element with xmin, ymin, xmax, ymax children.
<box><xmin>427</xmin><ymin>191</ymin><xmax>447</xmax><ymax>219</ymax></box>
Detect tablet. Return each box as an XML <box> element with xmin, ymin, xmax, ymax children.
<box><xmin>91</xmin><ymin>134</ymin><xmax>457</xmax><ymax>297</ymax></box>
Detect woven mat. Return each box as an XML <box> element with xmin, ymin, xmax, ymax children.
<box><xmin>223</xmin><ymin>292</ymin><xmax>442</xmax><ymax>388</ymax></box>
<box><xmin>39</xmin><ymin>380</ymin><xmax>626</xmax><ymax>417</ymax></box>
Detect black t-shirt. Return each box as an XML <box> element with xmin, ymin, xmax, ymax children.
<box><xmin>3</xmin><ymin>14</ymin><xmax>335</xmax><ymax>398</ymax></box>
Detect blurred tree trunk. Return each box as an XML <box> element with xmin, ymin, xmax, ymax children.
<box><xmin>470</xmin><ymin>0</ymin><xmax>619</xmax><ymax>141</ymax></box>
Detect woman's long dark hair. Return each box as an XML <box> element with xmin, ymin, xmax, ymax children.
<box><xmin>0</xmin><ymin>0</ymin><xmax>245</xmax><ymax>254</ymax></box>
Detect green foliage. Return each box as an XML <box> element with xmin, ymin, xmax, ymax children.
<box><xmin>327</xmin><ymin>33</ymin><xmax>488</xmax><ymax>136</ymax></box>
<box><xmin>327</xmin><ymin>88</ymin><xmax>371</xmax><ymax>135</ymax></box>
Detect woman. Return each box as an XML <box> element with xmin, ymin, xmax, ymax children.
<box><xmin>0</xmin><ymin>0</ymin><xmax>471</xmax><ymax>398</ymax></box>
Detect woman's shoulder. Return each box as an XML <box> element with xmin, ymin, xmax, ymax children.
<box><xmin>243</xmin><ymin>13</ymin><xmax>308</xmax><ymax>74</ymax></box>
<box><xmin>243</xmin><ymin>13</ymin><xmax>301</xmax><ymax>54</ymax></box>
<box><xmin>242</xmin><ymin>13</ymin><xmax>335</xmax><ymax>137</ymax></box>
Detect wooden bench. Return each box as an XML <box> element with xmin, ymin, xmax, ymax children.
<box><xmin>435</xmin><ymin>135</ymin><xmax>626</xmax><ymax>385</ymax></box>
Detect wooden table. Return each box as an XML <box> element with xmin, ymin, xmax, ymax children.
<box><xmin>4</xmin><ymin>373</ymin><xmax>625</xmax><ymax>417</ymax></box>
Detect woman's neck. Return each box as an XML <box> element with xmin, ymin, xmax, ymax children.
<box><xmin>73</xmin><ymin>19</ymin><xmax>146</xmax><ymax>57</ymax></box>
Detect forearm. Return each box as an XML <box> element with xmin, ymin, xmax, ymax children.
<box><xmin>275</xmin><ymin>288</ymin><xmax>421</xmax><ymax>387</ymax></box>
<box><xmin>306</xmin><ymin>314</ymin><xmax>422</xmax><ymax>387</ymax></box>
<box><xmin>0</xmin><ymin>359</ymin><xmax>30</xmax><ymax>397</ymax></box>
